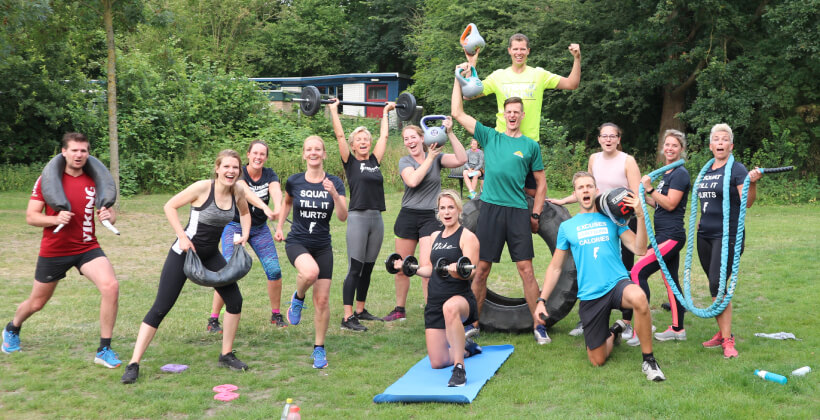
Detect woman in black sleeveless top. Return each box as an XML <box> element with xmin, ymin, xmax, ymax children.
<box><xmin>391</xmin><ymin>190</ymin><xmax>480</xmax><ymax>387</ymax></box>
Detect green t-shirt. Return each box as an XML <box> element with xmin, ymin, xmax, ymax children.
<box><xmin>482</xmin><ymin>66</ymin><xmax>561</xmax><ymax>141</ymax></box>
<box><xmin>473</xmin><ymin>122</ymin><xmax>544</xmax><ymax>209</ymax></box>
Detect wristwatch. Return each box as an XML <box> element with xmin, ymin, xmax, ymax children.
<box><xmin>531</xmin><ymin>213</ymin><xmax>540</xmax><ymax>220</ymax></box>
<box><xmin>536</xmin><ymin>297</ymin><xmax>546</xmax><ymax>304</ymax></box>
<box><xmin>646</xmin><ymin>187</ymin><xmax>655</xmax><ymax>194</ymax></box>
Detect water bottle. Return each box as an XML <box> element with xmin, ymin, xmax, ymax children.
<box><xmin>754</xmin><ymin>369</ymin><xmax>787</xmax><ymax>384</ymax></box>
<box><xmin>280</xmin><ymin>398</ymin><xmax>293</xmax><ymax>420</ymax></box>
<box><xmin>791</xmin><ymin>366</ymin><xmax>811</xmax><ymax>376</ymax></box>
<box><xmin>286</xmin><ymin>405</ymin><xmax>301</xmax><ymax>420</ymax></box>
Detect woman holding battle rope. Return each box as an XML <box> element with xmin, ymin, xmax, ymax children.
<box><xmin>697</xmin><ymin>124</ymin><xmax>763</xmax><ymax>359</ymax></box>
<box><xmin>329</xmin><ymin>99</ymin><xmax>391</xmax><ymax>332</ymax></box>
<box><xmin>391</xmin><ymin>190</ymin><xmax>481</xmax><ymax>387</ymax></box>
<box><xmin>276</xmin><ymin>135</ymin><xmax>347</xmax><ymax>369</ymax></box>
<box><xmin>382</xmin><ymin>118</ymin><xmax>467</xmax><ymax>321</ymax></box>
<box><xmin>633</xmin><ymin>130</ymin><xmax>690</xmax><ymax>342</ymax></box>
<box><xmin>122</xmin><ymin>150</ymin><xmax>251</xmax><ymax>384</ymax></box>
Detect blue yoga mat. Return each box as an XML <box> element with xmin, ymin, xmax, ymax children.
<box><xmin>373</xmin><ymin>344</ymin><xmax>514</xmax><ymax>404</ymax></box>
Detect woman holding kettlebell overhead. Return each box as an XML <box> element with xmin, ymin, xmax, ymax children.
<box><xmin>275</xmin><ymin>135</ymin><xmax>347</xmax><ymax>369</ymax></box>
<box><xmin>382</xmin><ymin>117</ymin><xmax>467</xmax><ymax>322</ymax></box>
<box><xmin>328</xmin><ymin>98</ymin><xmax>392</xmax><ymax>332</ymax></box>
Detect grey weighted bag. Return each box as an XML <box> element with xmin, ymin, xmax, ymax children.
<box><xmin>184</xmin><ymin>245</ymin><xmax>253</xmax><ymax>287</ymax></box>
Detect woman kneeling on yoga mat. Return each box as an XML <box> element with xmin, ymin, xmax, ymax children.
<box><xmin>391</xmin><ymin>190</ymin><xmax>481</xmax><ymax>387</ymax></box>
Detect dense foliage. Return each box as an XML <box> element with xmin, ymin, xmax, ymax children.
<box><xmin>0</xmin><ymin>0</ymin><xmax>816</xmax><ymax>201</ymax></box>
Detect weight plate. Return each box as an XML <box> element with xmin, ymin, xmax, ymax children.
<box><xmin>300</xmin><ymin>86</ymin><xmax>322</xmax><ymax>116</ymax></box>
<box><xmin>395</xmin><ymin>92</ymin><xmax>417</xmax><ymax>121</ymax></box>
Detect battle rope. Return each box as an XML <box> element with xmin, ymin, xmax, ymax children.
<box><xmin>638</xmin><ymin>157</ymin><xmax>793</xmax><ymax>318</ymax></box>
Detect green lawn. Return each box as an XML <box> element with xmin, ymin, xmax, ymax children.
<box><xmin>0</xmin><ymin>191</ymin><xmax>817</xmax><ymax>419</ymax></box>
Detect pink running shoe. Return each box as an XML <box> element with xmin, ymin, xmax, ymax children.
<box><xmin>722</xmin><ymin>335</ymin><xmax>739</xmax><ymax>358</ymax></box>
<box><xmin>702</xmin><ymin>331</ymin><xmax>724</xmax><ymax>348</ymax></box>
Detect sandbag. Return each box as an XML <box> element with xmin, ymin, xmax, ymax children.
<box><xmin>461</xmin><ymin>197</ymin><xmax>577</xmax><ymax>331</ymax></box>
<box><xmin>41</xmin><ymin>154</ymin><xmax>118</xmax><ymax>211</ymax></box>
<box><xmin>184</xmin><ymin>245</ymin><xmax>253</xmax><ymax>287</ymax></box>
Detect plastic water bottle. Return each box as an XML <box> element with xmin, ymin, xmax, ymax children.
<box><xmin>791</xmin><ymin>366</ymin><xmax>811</xmax><ymax>376</ymax></box>
<box><xmin>280</xmin><ymin>398</ymin><xmax>293</xmax><ymax>420</ymax></box>
<box><xmin>286</xmin><ymin>405</ymin><xmax>301</xmax><ymax>420</ymax></box>
<box><xmin>754</xmin><ymin>369</ymin><xmax>788</xmax><ymax>384</ymax></box>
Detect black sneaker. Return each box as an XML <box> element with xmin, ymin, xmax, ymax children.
<box><xmin>465</xmin><ymin>338</ymin><xmax>482</xmax><ymax>358</ymax></box>
<box><xmin>207</xmin><ymin>317</ymin><xmax>223</xmax><ymax>334</ymax></box>
<box><xmin>121</xmin><ymin>363</ymin><xmax>139</xmax><ymax>384</ymax></box>
<box><xmin>448</xmin><ymin>363</ymin><xmax>466</xmax><ymax>387</ymax></box>
<box><xmin>341</xmin><ymin>315</ymin><xmax>368</xmax><ymax>332</ymax></box>
<box><xmin>661</xmin><ymin>302</ymin><xmax>672</xmax><ymax>311</ymax></box>
<box><xmin>218</xmin><ymin>351</ymin><xmax>248</xmax><ymax>371</ymax></box>
<box><xmin>354</xmin><ymin>308</ymin><xmax>383</xmax><ymax>322</ymax></box>
<box><xmin>610</xmin><ymin>320</ymin><xmax>627</xmax><ymax>346</ymax></box>
<box><xmin>271</xmin><ymin>312</ymin><xmax>288</xmax><ymax>327</ymax></box>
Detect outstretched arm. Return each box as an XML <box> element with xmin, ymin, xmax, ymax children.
<box><xmin>328</xmin><ymin>99</ymin><xmax>350</xmax><ymax>164</ymax></box>
<box><xmin>555</xmin><ymin>44</ymin><xmax>581</xmax><ymax>90</ymax></box>
<box><xmin>440</xmin><ymin>116</ymin><xmax>468</xmax><ymax>168</ymax></box>
<box><xmin>373</xmin><ymin>102</ymin><xmax>396</xmax><ymax>163</ymax></box>
<box><xmin>534</xmin><ymin>248</ymin><xmax>569</xmax><ymax>324</ymax></box>
<box><xmin>451</xmin><ymin>71</ymin><xmax>477</xmax><ymax>135</ymax></box>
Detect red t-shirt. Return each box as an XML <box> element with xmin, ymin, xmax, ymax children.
<box><xmin>30</xmin><ymin>173</ymin><xmax>101</xmax><ymax>257</ymax></box>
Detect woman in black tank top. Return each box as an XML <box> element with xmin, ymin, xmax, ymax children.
<box><xmin>391</xmin><ymin>190</ymin><xmax>480</xmax><ymax>387</ymax></box>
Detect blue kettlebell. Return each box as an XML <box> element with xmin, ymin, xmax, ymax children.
<box><xmin>455</xmin><ymin>66</ymin><xmax>484</xmax><ymax>99</ymax></box>
<box><xmin>460</xmin><ymin>23</ymin><xmax>485</xmax><ymax>56</ymax></box>
<box><xmin>421</xmin><ymin>115</ymin><xmax>448</xmax><ymax>147</ymax></box>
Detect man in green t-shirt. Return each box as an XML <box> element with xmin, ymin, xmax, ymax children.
<box><xmin>451</xmin><ymin>74</ymin><xmax>549</xmax><ymax>345</ymax></box>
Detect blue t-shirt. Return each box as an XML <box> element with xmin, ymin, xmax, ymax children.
<box><xmin>233</xmin><ymin>166</ymin><xmax>279</xmax><ymax>226</ymax></box>
<box><xmin>284</xmin><ymin>172</ymin><xmax>346</xmax><ymax>248</ymax></box>
<box><xmin>652</xmin><ymin>166</ymin><xmax>690</xmax><ymax>242</ymax></box>
<box><xmin>696</xmin><ymin>160</ymin><xmax>747</xmax><ymax>239</ymax></box>
<box><xmin>557</xmin><ymin>212</ymin><xmax>629</xmax><ymax>300</ymax></box>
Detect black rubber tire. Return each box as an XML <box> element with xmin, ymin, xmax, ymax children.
<box><xmin>461</xmin><ymin>196</ymin><xmax>577</xmax><ymax>332</ymax></box>
<box><xmin>41</xmin><ymin>154</ymin><xmax>118</xmax><ymax>211</ymax></box>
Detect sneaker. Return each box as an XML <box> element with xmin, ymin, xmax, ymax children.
<box><xmin>610</xmin><ymin>320</ymin><xmax>627</xmax><ymax>345</ymax></box>
<box><xmin>722</xmin><ymin>335</ymin><xmax>739</xmax><ymax>359</ymax></box>
<box><xmin>621</xmin><ymin>323</ymin><xmax>634</xmax><ymax>341</ymax></box>
<box><xmin>94</xmin><ymin>346</ymin><xmax>122</xmax><ymax>368</ymax></box>
<box><xmin>448</xmin><ymin>363</ymin><xmax>466</xmax><ymax>387</ymax></box>
<box><xmin>2</xmin><ymin>328</ymin><xmax>21</xmax><ymax>353</ymax></box>
<box><xmin>382</xmin><ymin>307</ymin><xmax>406</xmax><ymax>322</ymax></box>
<box><xmin>626</xmin><ymin>325</ymin><xmax>657</xmax><ymax>346</ymax></box>
<box><xmin>287</xmin><ymin>292</ymin><xmax>305</xmax><ymax>325</ymax></box>
<box><xmin>312</xmin><ymin>347</ymin><xmax>328</xmax><ymax>369</ymax></box>
<box><xmin>341</xmin><ymin>315</ymin><xmax>367</xmax><ymax>332</ymax></box>
<box><xmin>218</xmin><ymin>350</ymin><xmax>249</xmax><ymax>371</ymax></box>
<box><xmin>533</xmin><ymin>325</ymin><xmax>551</xmax><ymax>345</ymax></box>
<box><xmin>465</xmin><ymin>338</ymin><xmax>482</xmax><ymax>357</ymax></box>
<box><xmin>354</xmin><ymin>308</ymin><xmax>383</xmax><ymax>322</ymax></box>
<box><xmin>121</xmin><ymin>363</ymin><xmax>139</xmax><ymax>384</ymax></box>
<box><xmin>464</xmin><ymin>325</ymin><xmax>480</xmax><ymax>340</ymax></box>
<box><xmin>641</xmin><ymin>357</ymin><xmax>666</xmax><ymax>381</ymax></box>
<box><xmin>702</xmin><ymin>331</ymin><xmax>724</xmax><ymax>348</ymax></box>
<box><xmin>661</xmin><ymin>302</ymin><xmax>672</xmax><ymax>311</ymax></box>
<box><xmin>271</xmin><ymin>312</ymin><xmax>288</xmax><ymax>327</ymax></box>
<box><xmin>655</xmin><ymin>326</ymin><xmax>687</xmax><ymax>341</ymax></box>
<box><xmin>569</xmin><ymin>321</ymin><xmax>584</xmax><ymax>337</ymax></box>
<box><xmin>207</xmin><ymin>317</ymin><xmax>222</xmax><ymax>334</ymax></box>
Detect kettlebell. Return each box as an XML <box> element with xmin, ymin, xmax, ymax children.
<box><xmin>460</xmin><ymin>23</ymin><xmax>485</xmax><ymax>56</ymax></box>
<box><xmin>455</xmin><ymin>66</ymin><xmax>484</xmax><ymax>99</ymax></box>
<box><xmin>421</xmin><ymin>115</ymin><xmax>448</xmax><ymax>147</ymax></box>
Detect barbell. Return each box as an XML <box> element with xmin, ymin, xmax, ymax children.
<box><xmin>293</xmin><ymin>85</ymin><xmax>417</xmax><ymax>121</ymax></box>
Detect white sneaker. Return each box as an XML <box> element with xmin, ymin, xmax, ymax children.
<box><xmin>626</xmin><ymin>325</ymin><xmax>656</xmax><ymax>346</ymax></box>
<box><xmin>642</xmin><ymin>357</ymin><xmax>666</xmax><ymax>381</ymax></box>
<box><xmin>654</xmin><ymin>326</ymin><xmax>687</xmax><ymax>341</ymax></box>
<box><xmin>620</xmin><ymin>323</ymin><xmax>633</xmax><ymax>340</ymax></box>
<box><xmin>569</xmin><ymin>321</ymin><xmax>584</xmax><ymax>337</ymax></box>
<box><xmin>534</xmin><ymin>325</ymin><xmax>551</xmax><ymax>345</ymax></box>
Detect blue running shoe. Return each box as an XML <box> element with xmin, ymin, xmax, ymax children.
<box><xmin>94</xmin><ymin>346</ymin><xmax>122</xmax><ymax>368</ymax></box>
<box><xmin>2</xmin><ymin>328</ymin><xmax>21</xmax><ymax>353</ymax></box>
<box><xmin>533</xmin><ymin>324</ymin><xmax>551</xmax><ymax>345</ymax></box>
<box><xmin>287</xmin><ymin>291</ymin><xmax>305</xmax><ymax>325</ymax></box>
<box><xmin>312</xmin><ymin>346</ymin><xmax>328</xmax><ymax>369</ymax></box>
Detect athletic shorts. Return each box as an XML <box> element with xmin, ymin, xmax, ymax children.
<box><xmin>697</xmin><ymin>235</ymin><xmax>745</xmax><ymax>297</ymax></box>
<box><xmin>285</xmin><ymin>243</ymin><xmax>334</xmax><ymax>280</ymax></box>
<box><xmin>579</xmin><ymin>279</ymin><xmax>631</xmax><ymax>350</ymax></box>
<box><xmin>475</xmin><ymin>202</ymin><xmax>534</xmax><ymax>262</ymax></box>
<box><xmin>34</xmin><ymin>248</ymin><xmax>106</xmax><ymax>283</ymax></box>
<box><xmin>393</xmin><ymin>207</ymin><xmax>441</xmax><ymax>240</ymax></box>
<box><xmin>424</xmin><ymin>292</ymin><xmax>478</xmax><ymax>330</ymax></box>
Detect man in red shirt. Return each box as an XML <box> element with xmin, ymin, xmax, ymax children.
<box><xmin>2</xmin><ymin>133</ymin><xmax>122</xmax><ymax>369</ymax></box>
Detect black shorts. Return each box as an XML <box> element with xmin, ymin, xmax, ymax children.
<box><xmin>579</xmin><ymin>279</ymin><xmax>632</xmax><ymax>350</ymax></box>
<box><xmin>285</xmin><ymin>243</ymin><xmax>334</xmax><ymax>280</ymax></box>
<box><xmin>424</xmin><ymin>292</ymin><xmax>478</xmax><ymax>329</ymax></box>
<box><xmin>34</xmin><ymin>248</ymin><xmax>107</xmax><ymax>283</ymax></box>
<box><xmin>697</xmin><ymin>235</ymin><xmax>745</xmax><ymax>297</ymax></box>
<box><xmin>393</xmin><ymin>207</ymin><xmax>441</xmax><ymax>240</ymax></box>
<box><xmin>475</xmin><ymin>202</ymin><xmax>534</xmax><ymax>262</ymax></box>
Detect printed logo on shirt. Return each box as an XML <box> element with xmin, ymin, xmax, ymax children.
<box><xmin>431</xmin><ymin>242</ymin><xmax>457</xmax><ymax>251</ymax></box>
<box><xmin>576</xmin><ymin>221</ymin><xmax>610</xmax><ymax>246</ymax></box>
<box><xmin>359</xmin><ymin>163</ymin><xmax>380</xmax><ymax>173</ymax></box>
<box><xmin>309</xmin><ymin>221</ymin><xmax>316</xmax><ymax>234</ymax></box>
<box><xmin>594</xmin><ymin>247</ymin><xmax>600</xmax><ymax>259</ymax></box>
<box><xmin>501</xmin><ymin>82</ymin><xmax>537</xmax><ymax>100</ymax></box>
<box><xmin>513</xmin><ymin>151</ymin><xmax>524</xmax><ymax>159</ymax></box>
<box><xmin>82</xmin><ymin>186</ymin><xmax>96</xmax><ymax>242</ymax></box>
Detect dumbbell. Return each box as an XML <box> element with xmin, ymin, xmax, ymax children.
<box><xmin>385</xmin><ymin>253</ymin><xmax>420</xmax><ymax>277</ymax></box>
<box><xmin>435</xmin><ymin>256</ymin><xmax>476</xmax><ymax>278</ymax></box>
<box><xmin>292</xmin><ymin>85</ymin><xmax>417</xmax><ymax>120</ymax></box>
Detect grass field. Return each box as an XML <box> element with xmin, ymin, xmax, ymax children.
<box><xmin>0</xmin><ymin>190</ymin><xmax>817</xmax><ymax>419</ymax></box>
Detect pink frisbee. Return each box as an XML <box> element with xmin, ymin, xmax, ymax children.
<box><xmin>212</xmin><ymin>384</ymin><xmax>239</xmax><ymax>393</ymax></box>
<box><xmin>214</xmin><ymin>392</ymin><xmax>240</xmax><ymax>402</ymax></box>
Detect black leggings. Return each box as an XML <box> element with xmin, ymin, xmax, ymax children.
<box><xmin>143</xmin><ymin>248</ymin><xmax>243</xmax><ymax>328</ymax></box>
<box><xmin>631</xmin><ymin>238</ymin><xmax>686</xmax><ymax>329</ymax></box>
<box><xmin>697</xmin><ymin>235</ymin><xmax>744</xmax><ymax>298</ymax></box>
